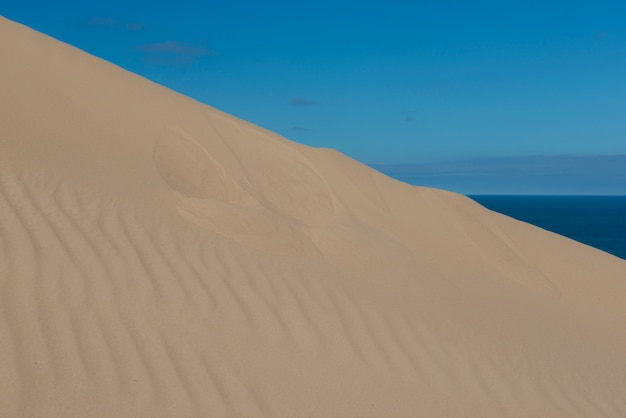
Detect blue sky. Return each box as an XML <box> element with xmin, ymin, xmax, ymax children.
<box><xmin>3</xmin><ymin>1</ymin><xmax>626</xmax><ymax>194</ymax></box>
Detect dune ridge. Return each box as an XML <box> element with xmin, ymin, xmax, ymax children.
<box><xmin>2</xmin><ymin>16</ymin><xmax>626</xmax><ymax>417</ymax></box>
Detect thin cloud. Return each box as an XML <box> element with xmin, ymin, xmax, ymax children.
<box><xmin>403</xmin><ymin>110</ymin><xmax>417</xmax><ymax>123</ymax></box>
<box><xmin>142</xmin><ymin>55</ymin><xmax>198</xmax><ymax>67</ymax></box>
<box><xmin>371</xmin><ymin>155</ymin><xmax>626</xmax><ymax>178</ymax></box>
<box><xmin>290</xmin><ymin>126</ymin><xmax>316</xmax><ymax>133</ymax></box>
<box><xmin>125</xmin><ymin>22</ymin><xmax>147</xmax><ymax>31</ymax></box>
<box><xmin>291</xmin><ymin>97</ymin><xmax>317</xmax><ymax>106</ymax></box>
<box><xmin>596</xmin><ymin>31</ymin><xmax>609</xmax><ymax>40</ymax></box>
<box><xmin>135</xmin><ymin>41</ymin><xmax>214</xmax><ymax>56</ymax></box>
<box><xmin>135</xmin><ymin>41</ymin><xmax>215</xmax><ymax>67</ymax></box>
<box><xmin>87</xmin><ymin>17</ymin><xmax>117</xmax><ymax>28</ymax></box>
<box><xmin>370</xmin><ymin>155</ymin><xmax>626</xmax><ymax>194</ymax></box>
<box><xmin>86</xmin><ymin>17</ymin><xmax>147</xmax><ymax>31</ymax></box>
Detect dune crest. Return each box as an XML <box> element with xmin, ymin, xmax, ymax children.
<box><xmin>2</xmin><ymin>16</ymin><xmax>626</xmax><ymax>417</ymax></box>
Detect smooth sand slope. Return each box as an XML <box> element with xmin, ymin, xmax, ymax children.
<box><xmin>1</xmin><ymin>17</ymin><xmax>626</xmax><ymax>417</ymax></box>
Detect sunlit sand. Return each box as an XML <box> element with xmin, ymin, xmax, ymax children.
<box><xmin>1</xmin><ymin>17</ymin><xmax>626</xmax><ymax>417</ymax></box>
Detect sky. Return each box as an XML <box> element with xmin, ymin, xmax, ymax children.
<box><xmin>3</xmin><ymin>1</ymin><xmax>626</xmax><ymax>194</ymax></box>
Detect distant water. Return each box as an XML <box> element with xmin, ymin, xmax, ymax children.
<box><xmin>470</xmin><ymin>196</ymin><xmax>626</xmax><ymax>260</ymax></box>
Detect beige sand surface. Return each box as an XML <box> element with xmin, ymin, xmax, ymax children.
<box><xmin>1</xmin><ymin>16</ymin><xmax>626</xmax><ymax>417</ymax></box>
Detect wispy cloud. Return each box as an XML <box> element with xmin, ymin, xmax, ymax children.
<box><xmin>372</xmin><ymin>155</ymin><xmax>626</xmax><ymax>177</ymax></box>
<box><xmin>135</xmin><ymin>41</ymin><xmax>213</xmax><ymax>56</ymax></box>
<box><xmin>290</xmin><ymin>126</ymin><xmax>316</xmax><ymax>133</ymax></box>
<box><xmin>125</xmin><ymin>22</ymin><xmax>147</xmax><ymax>31</ymax></box>
<box><xmin>135</xmin><ymin>41</ymin><xmax>215</xmax><ymax>67</ymax></box>
<box><xmin>87</xmin><ymin>17</ymin><xmax>117</xmax><ymax>28</ymax></box>
<box><xmin>402</xmin><ymin>110</ymin><xmax>417</xmax><ymax>123</ymax></box>
<box><xmin>370</xmin><ymin>155</ymin><xmax>626</xmax><ymax>194</ymax></box>
<box><xmin>86</xmin><ymin>17</ymin><xmax>147</xmax><ymax>31</ymax></box>
<box><xmin>596</xmin><ymin>31</ymin><xmax>609</xmax><ymax>40</ymax></box>
<box><xmin>291</xmin><ymin>97</ymin><xmax>317</xmax><ymax>106</ymax></box>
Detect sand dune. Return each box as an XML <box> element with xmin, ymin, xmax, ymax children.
<box><xmin>1</xmin><ymin>16</ymin><xmax>626</xmax><ymax>417</ymax></box>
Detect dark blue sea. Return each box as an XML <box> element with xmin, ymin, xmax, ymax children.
<box><xmin>470</xmin><ymin>196</ymin><xmax>626</xmax><ymax>261</ymax></box>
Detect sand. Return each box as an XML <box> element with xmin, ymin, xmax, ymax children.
<box><xmin>1</xmin><ymin>16</ymin><xmax>626</xmax><ymax>417</ymax></box>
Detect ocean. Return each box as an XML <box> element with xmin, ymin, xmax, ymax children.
<box><xmin>470</xmin><ymin>196</ymin><xmax>626</xmax><ymax>261</ymax></box>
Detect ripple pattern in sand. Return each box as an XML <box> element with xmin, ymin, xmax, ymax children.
<box><xmin>1</xmin><ymin>168</ymin><xmax>625</xmax><ymax>417</ymax></box>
